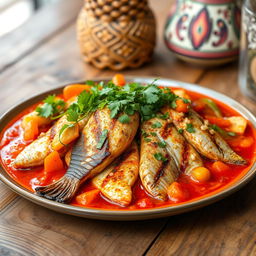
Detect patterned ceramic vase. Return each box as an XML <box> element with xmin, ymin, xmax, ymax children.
<box><xmin>77</xmin><ymin>0</ymin><xmax>156</xmax><ymax>70</ymax></box>
<box><xmin>164</xmin><ymin>0</ymin><xmax>241</xmax><ymax>66</ymax></box>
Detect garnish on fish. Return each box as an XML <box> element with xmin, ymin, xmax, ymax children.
<box><xmin>93</xmin><ymin>141</ymin><xmax>139</xmax><ymax>206</ymax></box>
<box><xmin>35</xmin><ymin>108</ymin><xmax>139</xmax><ymax>203</ymax></box>
<box><xmin>163</xmin><ymin>107</ymin><xmax>247</xmax><ymax>165</ymax></box>
<box><xmin>139</xmin><ymin>118</ymin><xmax>180</xmax><ymax>201</ymax></box>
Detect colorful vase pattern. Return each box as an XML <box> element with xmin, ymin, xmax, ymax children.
<box><xmin>164</xmin><ymin>0</ymin><xmax>241</xmax><ymax>63</ymax></box>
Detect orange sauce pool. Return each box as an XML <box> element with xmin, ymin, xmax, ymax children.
<box><xmin>0</xmin><ymin>88</ymin><xmax>256</xmax><ymax>211</ymax></box>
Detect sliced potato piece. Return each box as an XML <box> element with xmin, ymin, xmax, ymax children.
<box><xmin>173</xmin><ymin>89</ymin><xmax>190</xmax><ymax>100</ymax></box>
<box><xmin>226</xmin><ymin>116</ymin><xmax>247</xmax><ymax>135</ymax></box>
<box><xmin>51</xmin><ymin>115</ymin><xmax>79</xmax><ymax>151</ymax></box>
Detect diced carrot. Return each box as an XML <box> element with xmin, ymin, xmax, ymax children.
<box><xmin>136</xmin><ymin>198</ymin><xmax>154</xmax><ymax>208</ymax></box>
<box><xmin>212</xmin><ymin>161</ymin><xmax>230</xmax><ymax>176</ymax></box>
<box><xmin>204</xmin><ymin>116</ymin><xmax>231</xmax><ymax>128</ymax></box>
<box><xmin>239</xmin><ymin>136</ymin><xmax>254</xmax><ymax>148</ymax></box>
<box><xmin>23</xmin><ymin>117</ymin><xmax>39</xmax><ymax>141</ymax></box>
<box><xmin>112</xmin><ymin>74</ymin><xmax>126</xmax><ymax>86</ymax></box>
<box><xmin>76</xmin><ymin>189</ymin><xmax>100</xmax><ymax>206</ymax></box>
<box><xmin>191</xmin><ymin>167</ymin><xmax>211</xmax><ymax>182</ymax></box>
<box><xmin>44</xmin><ymin>151</ymin><xmax>64</xmax><ymax>173</ymax></box>
<box><xmin>167</xmin><ymin>182</ymin><xmax>189</xmax><ymax>202</ymax></box>
<box><xmin>175</xmin><ymin>99</ymin><xmax>189</xmax><ymax>113</ymax></box>
<box><xmin>63</xmin><ymin>84</ymin><xmax>91</xmax><ymax>100</ymax></box>
<box><xmin>192</xmin><ymin>99</ymin><xmax>206</xmax><ymax>112</ymax></box>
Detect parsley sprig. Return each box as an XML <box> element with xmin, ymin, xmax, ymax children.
<box><xmin>37</xmin><ymin>80</ymin><xmax>181</xmax><ymax>137</ymax></box>
<box><xmin>36</xmin><ymin>95</ymin><xmax>65</xmax><ymax>118</ymax></box>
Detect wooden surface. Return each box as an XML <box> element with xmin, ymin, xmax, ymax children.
<box><xmin>0</xmin><ymin>0</ymin><xmax>255</xmax><ymax>255</ymax></box>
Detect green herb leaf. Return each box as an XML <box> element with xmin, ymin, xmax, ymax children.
<box><xmin>96</xmin><ymin>129</ymin><xmax>108</xmax><ymax>149</ymax></box>
<box><xmin>178</xmin><ymin>128</ymin><xmax>183</xmax><ymax>134</ymax></box>
<box><xmin>118</xmin><ymin>114</ymin><xmax>130</xmax><ymax>124</ymax></box>
<box><xmin>36</xmin><ymin>95</ymin><xmax>65</xmax><ymax>118</ymax></box>
<box><xmin>144</xmin><ymin>138</ymin><xmax>151</xmax><ymax>142</ymax></box>
<box><xmin>227</xmin><ymin>132</ymin><xmax>236</xmax><ymax>137</ymax></box>
<box><xmin>186</xmin><ymin>123</ymin><xmax>195</xmax><ymax>133</ymax></box>
<box><xmin>150</xmin><ymin>132</ymin><xmax>157</xmax><ymax>136</ymax></box>
<box><xmin>157</xmin><ymin>141</ymin><xmax>167</xmax><ymax>148</ymax></box>
<box><xmin>157</xmin><ymin>112</ymin><xmax>169</xmax><ymax>120</ymax></box>
<box><xmin>58</xmin><ymin>123</ymin><xmax>75</xmax><ymax>145</ymax></box>
<box><xmin>154</xmin><ymin>153</ymin><xmax>168</xmax><ymax>162</ymax></box>
<box><xmin>151</xmin><ymin>121</ymin><xmax>162</xmax><ymax>128</ymax></box>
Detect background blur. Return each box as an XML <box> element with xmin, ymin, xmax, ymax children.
<box><xmin>0</xmin><ymin>0</ymin><xmax>59</xmax><ymax>37</ymax></box>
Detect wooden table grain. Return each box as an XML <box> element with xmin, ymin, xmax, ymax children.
<box><xmin>0</xmin><ymin>0</ymin><xmax>256</xmax><ymax>255</ymax></box>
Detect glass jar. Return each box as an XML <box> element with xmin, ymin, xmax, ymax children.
<box><xmin>239</xmin><ymin>0</ymin><xmax>256</xmax><ymax>101</ymax></box>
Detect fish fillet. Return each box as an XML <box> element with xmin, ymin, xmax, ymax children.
<box><xmin>93</xmin><ymin>142</ymin><xmax>139</xmax><ymax>206</ymax></box>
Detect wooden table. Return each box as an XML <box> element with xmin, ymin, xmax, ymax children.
<box><xmin>1</xmin><ymin>0</ymin><xmax>256</xmax><ymax>255</ymax></box>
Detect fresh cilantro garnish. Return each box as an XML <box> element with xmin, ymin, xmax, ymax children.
<box><xmin>141</xmin><ymin>130</ymin><xmax>149</xmax><ymax>138</ymax></box>
<box><xmin>38</xmin><ymin>80</ymin><xmax>180</xmax><ymax>139</ymax></box>
<box><xmin>36</xmin><ymin>95</ymin><xmax>65</xmax><ymax>118</ymax></box>
<box><xmin>182</xmin><ymin>98</ymin><xmax>191</xmax><ymax>104</ymax></box>
<box><xmin>151</xmin><ymin>121</ymin><xmax>162</xmax><ymax>128</ymax></box>
<box><xmin>171</xmin><ymin>100</ymin><xmax>177</xmax><ymax>109</ymax></box>
<box><xmin>154</xmin><ymin>153</ymin><xmax>168</xmax><ymax>162</ymax></box>
<box><xmin>178</xmin><ymin>128</ymin><xmax>183</xmax><ymax>134</ymax></box>
<box><xmin>210</xmin><ymin>124</ymin><xmax>236</xmax><ymax>138</ymax></box>
<box><xmin>157</xmin><ymin>112</ymin><xmax>169</xmax><ymax>120</ymax></box>
<box><xmin>144</xmin><ymin>138</ymin><xmax>152</xmax><ymax>143</ymax></box>
<box><xmin>96</xmin><ymin>129</ymin><xmax>108</xmax><ymax>149</ymax></box>
<box><xmin>150</xmin><ymin>132</ymin><xmax>157</xmax><ymax>136</ymax></box>
<box><xmin>186</xmin><ymin>123</ymin><xmax>195</xmax><ymax>133</ymax></box>
<box><xmin>118</xmin><ymin>114</ymin><xmax>130</xmax><ymax>124</ymax></box>
<box><xmin>157</xmin><ymin>141</ymin><xmax>167</xmax><ymax>148</ymax></box>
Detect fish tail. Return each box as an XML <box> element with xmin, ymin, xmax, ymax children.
<box><xmin>35</xmin><ymin>175</ymin><xmax>80</xmax><ymax>203</ymax></box>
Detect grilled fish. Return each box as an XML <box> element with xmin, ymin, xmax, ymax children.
<box><xmin>139</xmin><ymin>118</ymin><xmax>180</xmax><ymax>200</ymax></box>
<box><xmin>163</xmin><ymin>107</ymin><xmax>247</xmax><ymax>165</ymax></box>
<box><xmin>14</xmin><ymin>130</ymin><xmax>52</xmax><ymax>168</ymax></box>
<box><xmin>93</xmin><ymin>142</ymin><xmax>139</xmax><ymax>206</ymax></box>
<box><xmin>14</xmin><ymin>114</ymin><xmax>89</xmax><ymax>168</ymax></box>
<box><xmin>159</xmin><ymin>119</ymin><xmax>203</xmax><ymax>175</ymax></box>
<box><xmin>35</xmin><ymin>108</ymin><xmax>139</xmax><ymax>203</ymax></box>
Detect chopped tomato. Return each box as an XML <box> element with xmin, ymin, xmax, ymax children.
<box><xmin>63</xmin><ymin>84</ymin><xmax>91</xmax><ymax>100</ymax></box>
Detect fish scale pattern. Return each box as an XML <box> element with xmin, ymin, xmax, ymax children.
<box><xmin>77</xmin><ymin>0</ymin><xmax>156</xmax><ymax>70</ymax></box>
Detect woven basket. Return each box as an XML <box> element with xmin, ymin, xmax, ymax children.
<box><xmin>77</xmin><ymin>0</ymin><xmax>156</xmax><ymax>70</ymax></box>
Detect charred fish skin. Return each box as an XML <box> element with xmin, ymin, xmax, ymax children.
<box><xmin>93</xmin><ymin>141</ymin><xmax>139</xmax><ymax>206</ymax></box>
<box><xmin>36</xmin><ymin>108</ymin><xmax>139</xmax><ymax>203</ymax></box>
<box><xmin>163</xmin><ymin>107</ymin><xmax>247</xmax><ymax>165</ymax></box>
<box><xmin>159</xmin><ymin>120</ymin><xmax>203</xmax><ymax>175</ymax></box>
<box><xmin>139</xmin><ymin>118</ymin><xmax>179</xmax><ymax>201</ymax></box>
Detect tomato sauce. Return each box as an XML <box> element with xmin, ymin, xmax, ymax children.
<box><xmin>0</xmin><ymin>89</ymin><xmax>256</xmax><ymax>211</ymax></box>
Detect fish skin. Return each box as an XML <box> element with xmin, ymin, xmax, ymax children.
<box><xmin>14</xmin><ymin>114</ymin><xmax>89</xmax><ymax>169</ymax></box>
<box><xmin>159</xmin><ymin>119</ymin><xmax>203</xmax><ymax>175</ymax></box>
<box><xmin>35</xmin><ymin>108</ymin><xmax>139</xmax><ymax>203</ymax></box>
<box><xmin>14</xmin><ymin>131</ymin><xmax>52</xmax><ymax>168</ymax></box>
<box><xmin>139</xmin><ymin>118</ymin><xmax>179</xmax><ymax>201</ymax></box>
<box><xmin>93</xmin><ymin>141</ymin><xmax>139</xmax><ymax>206</ymax></box>
<box><xmin>163</xmin><ymin>107</ymin><xmax>247</xmax><ymax>165</ymax></box>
